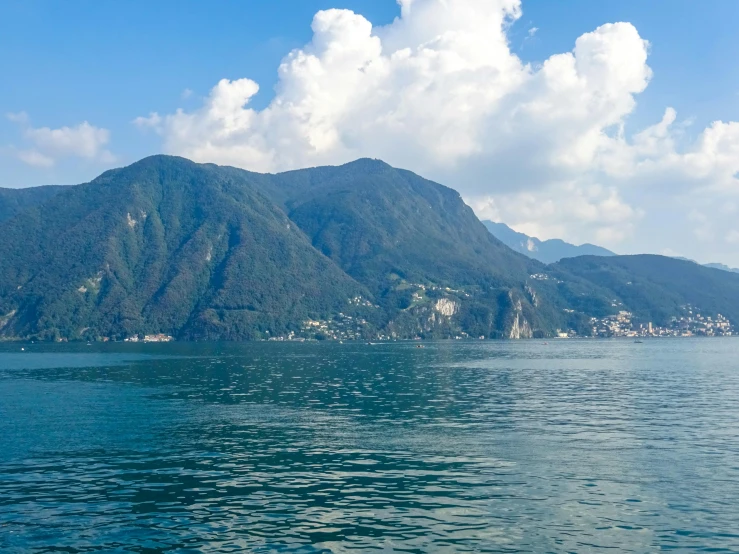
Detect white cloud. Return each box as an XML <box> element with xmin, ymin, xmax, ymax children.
<box><xmin>8</xmin><ymin>112</ymin><xmax>114</xmax><ymax>167</ymax></box>
<box><xmin>16</xmin><ymin>149</ymin><xmax>55</xmax><ymax>168</ymax></box>
<box><xmin>471</xmin><ymin>181</ymin><xmax>641</xmax><ymax>245</ymax></box>
<box><xmin>134</xmin><ymin>0</ymin><xmax>739</xmax><ymax>261</ymax></box>
<box><xmin>528</xmin><ymin>26</ymin><xmax>538</xmax><ymax>37</ymax></box>
<box><xmin>397</xmin><ymin>0</ymin><xmax>414</xmax><ymax>17</ymax></box>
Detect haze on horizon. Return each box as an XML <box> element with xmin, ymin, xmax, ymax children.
<box><xmin>2</xmin><ymin>0</ymin><xmax>739</xmax><ymax>266</ymax></box>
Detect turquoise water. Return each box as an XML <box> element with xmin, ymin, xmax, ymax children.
<box><xmin>1</xmin><ymin>339</ymin><xmax>739</xmax><ymax>552</ymax></box>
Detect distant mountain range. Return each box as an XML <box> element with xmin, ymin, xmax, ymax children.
<box><xmin>485</xmin><ymin>220</ymin><xmax>739</xmax><ymax>275</ymax></box>
<box><xmin>1</xmin><ymin>155</ymin><xmax>739</xmax><ymax>341</ymax></box>
<box><xmin>482</xmin><ymin>221</ymin><xmax>615</xmax><ymax>263</ymax></box>
<box><xmin>699</xmin><ymin>263</ymin><xmax>739</xmax><ymax>274</ymax></box>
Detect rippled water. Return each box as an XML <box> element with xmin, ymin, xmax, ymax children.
<box><xmin>2</xmin><ymin>339</ymin><xmax>739</xmax><ymax>552</ymax></box>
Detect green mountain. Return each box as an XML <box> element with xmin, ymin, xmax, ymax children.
<box><xmin>554</xmin><ymin>255</ymin><xmax>739</xmax><ymax>325</ymax></box>
<box><xmin>0</xmin><ymin>185</ymin><xmax>64</xmax><ymax>223</ymax></box>
<box><xmin>0</xmin><ymin>157</ymin><xmax>366</xmax><ymax>341</ymax></box>
<box><xmin>255</xmin><ymin>159</ymin><xmax>570</xmax><ymax>338</ymax></box>
<box><xmin>2</xmin><ymin>155</ymin><xmax>738</xmax><ymax>341</ymax></box>
<box><xmin>259</xmin><ymin>161</ymin><xmax>533</xmax><ymax>287</ymax></box>
<box><xmin>0</xmin><ymin>156</ymin><xmax>559</xmax><ymax>341</ymax></box>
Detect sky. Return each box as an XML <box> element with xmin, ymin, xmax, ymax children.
<box><xmin>3</xmin><ymin>0</ymin><xmax>739</xmax><ymax>265</ymax></box>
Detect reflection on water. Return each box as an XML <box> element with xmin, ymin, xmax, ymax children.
<box><xmin>1</xmin><ymin>340</ymin><xmax>739</xmax><ymax>552</ymax></box>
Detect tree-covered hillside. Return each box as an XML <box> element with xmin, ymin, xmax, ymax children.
<box><xmin>2</xmin><ymin>156</ymin><xmax>738</xmax><ymax>341</ymax></box>
<box><xmin>0</xmin><ymin>185</ymin><xmax>64</xmax><ymax>223</ymax></box>
<box><xmin>0</xmin><ymin>157</ymin><xmax>366</xmax><ymax>341</ymax></box>
<box><xmin>555</xmin><ymin>255</ymin><xmax>739</xmax><ymax>325</ymax></box>
<box><xmin>256</xmin><ymin>159</ymin><xmax>570</xmax><ymax>338</ymax></box>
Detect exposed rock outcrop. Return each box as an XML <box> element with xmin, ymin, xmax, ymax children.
<box><xmin>507</xmin><ymin>296</ymin><xmax>533</xmax><ymax>339</ymax></box>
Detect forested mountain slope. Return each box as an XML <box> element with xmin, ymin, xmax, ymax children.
<box><xmin>0</xmin><ymin>185</ymin><xmax>64</xmax><ymax>223</ymax></box>
<box><xmin>2</xmin><ymin>156</ymin><xmax>738</xmax><ymax>341</ymax></box>
<box><xmin>0</xmin><ymin>157</ymin><xmax>365</xmax><ymax>340</ymax></box>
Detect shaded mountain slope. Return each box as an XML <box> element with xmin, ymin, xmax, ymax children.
<box><xmin>258</xmin><ymin>159</ymin><xmax>537</xmax><ymax>289</ymax></box>
<box><xmin>254</xmin><ymin>159</ymin><xmax>563</xmax><ymax>338</ymax></box>
<box><xmin>0</xmin><ymin>156</ymin><xmax>365</xmax><ymax>340</ymax></box>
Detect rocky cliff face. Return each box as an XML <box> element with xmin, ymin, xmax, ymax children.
<box><xmin>507</xmin><ymin>297</ymin><xmax>533</xmax><ymax>339</ymax></box>
<box><xmin>434</xmin><ymin>298</ymin><xmax>459</xmax><ymax>316</ymax></box>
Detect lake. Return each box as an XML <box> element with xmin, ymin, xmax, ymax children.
<box><xmin>1</xmin><ymin>339</ymin><xmax>739</xmax><ymax>552</ymax></box>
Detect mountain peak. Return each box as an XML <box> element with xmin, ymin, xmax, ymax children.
<box><xmin>335</xmin><ymin>158</ymin><xmax>394</xmax><ymax>172</ymax></box>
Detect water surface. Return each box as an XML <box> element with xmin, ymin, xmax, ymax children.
<box><xmin>1</xmin><ymin>339</ymin><xmax>738</xmax><ymax>552</ymax></box>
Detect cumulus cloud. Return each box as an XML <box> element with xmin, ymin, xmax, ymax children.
<box><xmin>134</xmin><ymin>0</ymin><xmax>739</xmax><ymax>261</ymax></box>
<box><xmin>8</xmin><ymin>112</ymin><xmax>114</xmax><ymax>167</ymax></box>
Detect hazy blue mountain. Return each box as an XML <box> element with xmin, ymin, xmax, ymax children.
<box><xmin>0</xmin><ymin>185</ymin><xmax>65</xmax><ymax>223</ymax></box>
<box><xmin>483</xmin><ymin>220</ymin><xmax>615</xmax><ymax>263</ymax></box>
<box><xmin>704</xmin><ymin>263</ymin><xmax>739</xmax><ymax>274</ymax></box>
<box><xmin>670</xmin><ymin>257</ymin><xmax>739</xmax><ymax>275</ymax></box>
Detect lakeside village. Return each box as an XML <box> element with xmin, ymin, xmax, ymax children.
<box><xmin>576</xmin><ymin>307</ymin><xmax>735</xmax><ymax>338</ymax></box>
<box><xmin>123</xmin><ymin>334</ymin><xmax>174</xmax><ymax>343</ymax></box>
<box><xmin>111</xmin><ymin>297</ymin><xmax>733</xmax><ymax>343</ymax></box>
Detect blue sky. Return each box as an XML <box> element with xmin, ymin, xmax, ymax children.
<box><xmin>3</xmin><ymin>0</ymin><xmax>739</xmax><ymax>264</ymax></box>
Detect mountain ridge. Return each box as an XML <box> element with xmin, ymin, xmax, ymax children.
<box><xmin>1</xmin><ymin>155</ymin><xmax>738</xmax><ymax>341</ymax></box>
<box><xmin>0</xmin><ymin>185</ymin><xmax>65</xmax><ymax>223</ymax></box>
<box><xmin>482</xmin><ymin>220</ymin><xmax>616</xmax><ymax>263</ymax></box>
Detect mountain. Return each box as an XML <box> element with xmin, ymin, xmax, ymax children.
<box><xmin>0</xmin><ymin>185</ymin><xmax>65</xmax><ymax>223</ymax></box>
<box><xmin>2</xmin><ymin>155</ymin><xmax>739</xmax><ymax>342</ymax></box>
<box><xmin>259</xmin><ymin>160</ymin><xmax>534</xmax><ymax>291</ymax></box>
<box><xmin>669</xmin><ymin>257</ymin><xmax>739</xmax><ymax>276</ymax></box>
<box><xmin>0</xmin><ymin>157</ymin><xmax>366</xmax><ymax>341</ymax></box>
<box><xmin>485</xmin><ymin>221</ymin><xmax>739</xmax><ymax>278</ymax></box>
<box><xmin>704</xmin><ymin>263</ymin><xmax>739</xmax><ymax>274</ymax></box>
<box><xmin>483</xmin><ymin>220</ymin><xmax>615</xmax><ymax>263</ymax></box>
<box><xmin>554</xmin><ymin>255</ymin><xmax>739</xmax><ymax>325</ymax></box>
<box><xmin>252</xmin><ymin>159</ymin><xmax>572</xmax><ymax>339</ymax></box>
<box><xmin>0</xmin><ymin>156</ymin><xmax>564</xmax><ymax>341</ymax></box>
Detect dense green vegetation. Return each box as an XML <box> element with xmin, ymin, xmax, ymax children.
<box><xmin>555</xmin><ymin>255</ymin><xmax>739</xmax><ymax>325</ymax></box>
<box><xmin>1</xmin><ymin>156</ymin><xmax>738</xmax><ymax>341</ymax></box>
<box><xmin>0</xmin><ymin>157</ymin><xmax>365</xmax><ymax>341</ymax></box>
<box><xmin>0</xmin><ymin>185</ymin><xmax>64</xmax><ymax>223</ymax></box>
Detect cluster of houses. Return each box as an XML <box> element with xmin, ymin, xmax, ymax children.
<box><xmin>585</xmin><ymin>309</ymin><xmax>734</xmax><ymax>338</ymax></box>
<box><xmin>299</xmin><ymin>313</ymin><xmax>371</xmax><ymax>341</ymax></box>
<box><xmin>123</xmin><ymin>334</ymin><xmax>175</xmax><ymax>343</ymax></box>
